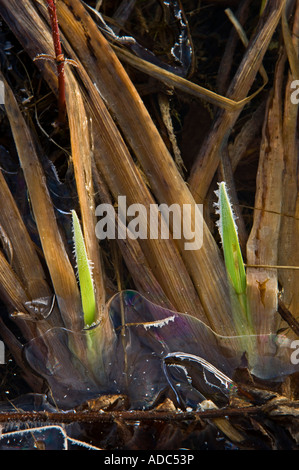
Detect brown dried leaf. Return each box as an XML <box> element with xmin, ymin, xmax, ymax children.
<box><xmin>1</xmin><ymin>74</ymin><xmax>82</xmax><ymax>332</ymax></box>
<box><xmin>246</xmin><ymin>50</ymin><xmax>286</xmax><ymax>349</ymax></box>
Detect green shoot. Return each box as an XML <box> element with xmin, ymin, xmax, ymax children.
<box><xmin>215</xmin><ymin>182</ymin><xmax>253</xmax><ymax>336</ymax></box>
<box><xmin>215</xmin><ymin>183</ymin><xmax>246</xmax><ymax>300</ymax></box>
<box><xmin>72</xmin><ymin>209</ymin><xmax>96</xmax><ymax>328</ymax></box>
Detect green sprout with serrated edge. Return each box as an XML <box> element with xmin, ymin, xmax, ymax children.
<box><xmin>72</xmin><ymin>210</ymin><xmax>96</xmax><ymax>328</ymax></box>
<box><xmin>215</xmin><ymin>182</ymin><xmax>254</xmax><ymax>336</ymax></box>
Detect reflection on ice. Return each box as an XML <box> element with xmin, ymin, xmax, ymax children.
<box><xmin>163</xmin><ymin>351</ymin><xmax>237</xmax><ymax>409</ymax></box>
<box><xmin>0</xmin><ymin>425</ymin><xmax>101</xmax><ymax>450</ymax></box>
<box><xmin>23</xmin><ymin>290</ymin><xmax>298</xmax><ymax>410</ymax></box>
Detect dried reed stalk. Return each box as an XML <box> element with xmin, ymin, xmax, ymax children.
<box><xmin>0</xmin><ymin>166</ymin><xmax>64</xmax><ymax>340</ymax></box>
<box><xmin>82</xmin><ymin>85</ymin><xmax>203</xmax><ymax>318</ymax></box>
<box><xmin>54</xmin><ymin>0</ymin><xmax>236</xmax><ymax>335</ymax></box>
<box><xmin>1</xmin><ymin>75</ymin><xmax>83</xmax><ymax>332</ymax></box>
<box><xmin>0</xmin><ymin>0</ymin><xmax>206</xmax><ymax>322</ymax></box>
<box><xmin>92</xmin><ymin>166</ymin><xmax>175</xmax><ymax>310</ymax></box>
<box><xmin>0</xmin><ymin>170</ymin><xmax>50</xmax><ymax>302</ymax></box>
<box><xmin>64</xmin><ymin>69</ymin><xmax>106</xmax><ymax>319</ymax></box>
<box><xmin>216</xmin><ymin>0</ymin><xmax>251</xmax><ymax>96</ymax></box>
<box><xmin>45</xmin><ymin>0</ymin><xmax>67</xmax><ymax>124</ymax></box>
<box><xmin>0</xmin><ymin>251</ymin><xmax>41</xmax><ymax>384</ymax></box>
<box><xmin>0</xmin><ymin>250</ymin><xmax>29</xmax><ymax>314</ymax></box>
<box><xmin>228</xmin><ymin>100</ymin><xmax>266</xmax><ymax>173</ymax></box>
<box><xmin>278</xmin><ymin>0</ymin><xmax>299</xmax><ymax>333</ymax></box>
<box><xmin>1</xmin><ymin>0</ymin><xmax>286</xmax><ymax>340</ymax></box>
<box><xmin>246</xmin><ymin>50</ymin><xmax>286</xmax><ymax>351</ymax></box>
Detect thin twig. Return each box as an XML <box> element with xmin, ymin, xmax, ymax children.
<box><xmin>0</xmin><ymin>406</ymin><xmax>262</xmax><ymax>424</ymax></box>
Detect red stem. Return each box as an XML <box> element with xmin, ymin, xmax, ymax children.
<box><xmin>46</xmin><ymin>0</ymin><xmax>66</xmax><ymax>125</ymax></box>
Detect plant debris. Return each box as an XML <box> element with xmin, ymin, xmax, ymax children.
<box><xmin>0</xmin><ymin>0</ymin><xmax>298</xmax><ymax>450</ymax></box>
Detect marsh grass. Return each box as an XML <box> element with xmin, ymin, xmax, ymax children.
<box><xmin>0</xmin><ymin>0</ymin><xmax>298</xmax><ymax>448</ymax></box>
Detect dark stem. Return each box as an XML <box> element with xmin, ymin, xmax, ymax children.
<box><xmin>278</xmin><ymin>298</ymin><xmax>299</xmax><ymax>337</ymax></box>
<box><xmin>46</xmin><ymin>0</ymin><xmax>66</xmax><ymax>125</ymax></box>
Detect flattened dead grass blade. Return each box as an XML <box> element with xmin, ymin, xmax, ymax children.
<box><xmin>65</xmin><ymin>69</ymin><xmax>106</xmax><ymax>320</ymax></box>
<box><xmin>2</xmin><ymin>75</ymin><xmax>82</xmax><ymax>332</ymax></box>
<box><xmin>0</xmin><ymin>0</ymin><xmax>204</xmax><ymax>321</ymax></box>
<box><xmin>34</xmin><ymin>0</ymin><xmax>207</xmax><ymax>320</ymax></box>
<box><xmin>278</xmin><ymin>1</ymin><xmax>299</xmax><ymax>333</ymax></box>
<box><xmin>0</xmin><ymin>170</ymin><xmax>51</xmax><ymax>303</ymax></box>
<box><xmin>92</xmin><ymin>168</ymin><xmax>175</xmax><ymax>311</ymax></box>
<box><xmin>55</xmin><ymin>0</ymin><xmax>236</xmax><ymax>335</ymax></box>
<box><xmin>0</xmin><ymin>250</ymin><xmax>28</xmax><ymax>313</ymax></box>
<box><xmin>246</xmin><ymin>50</ymin><xmax>286</xmax><ymax>353</ymax></box>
